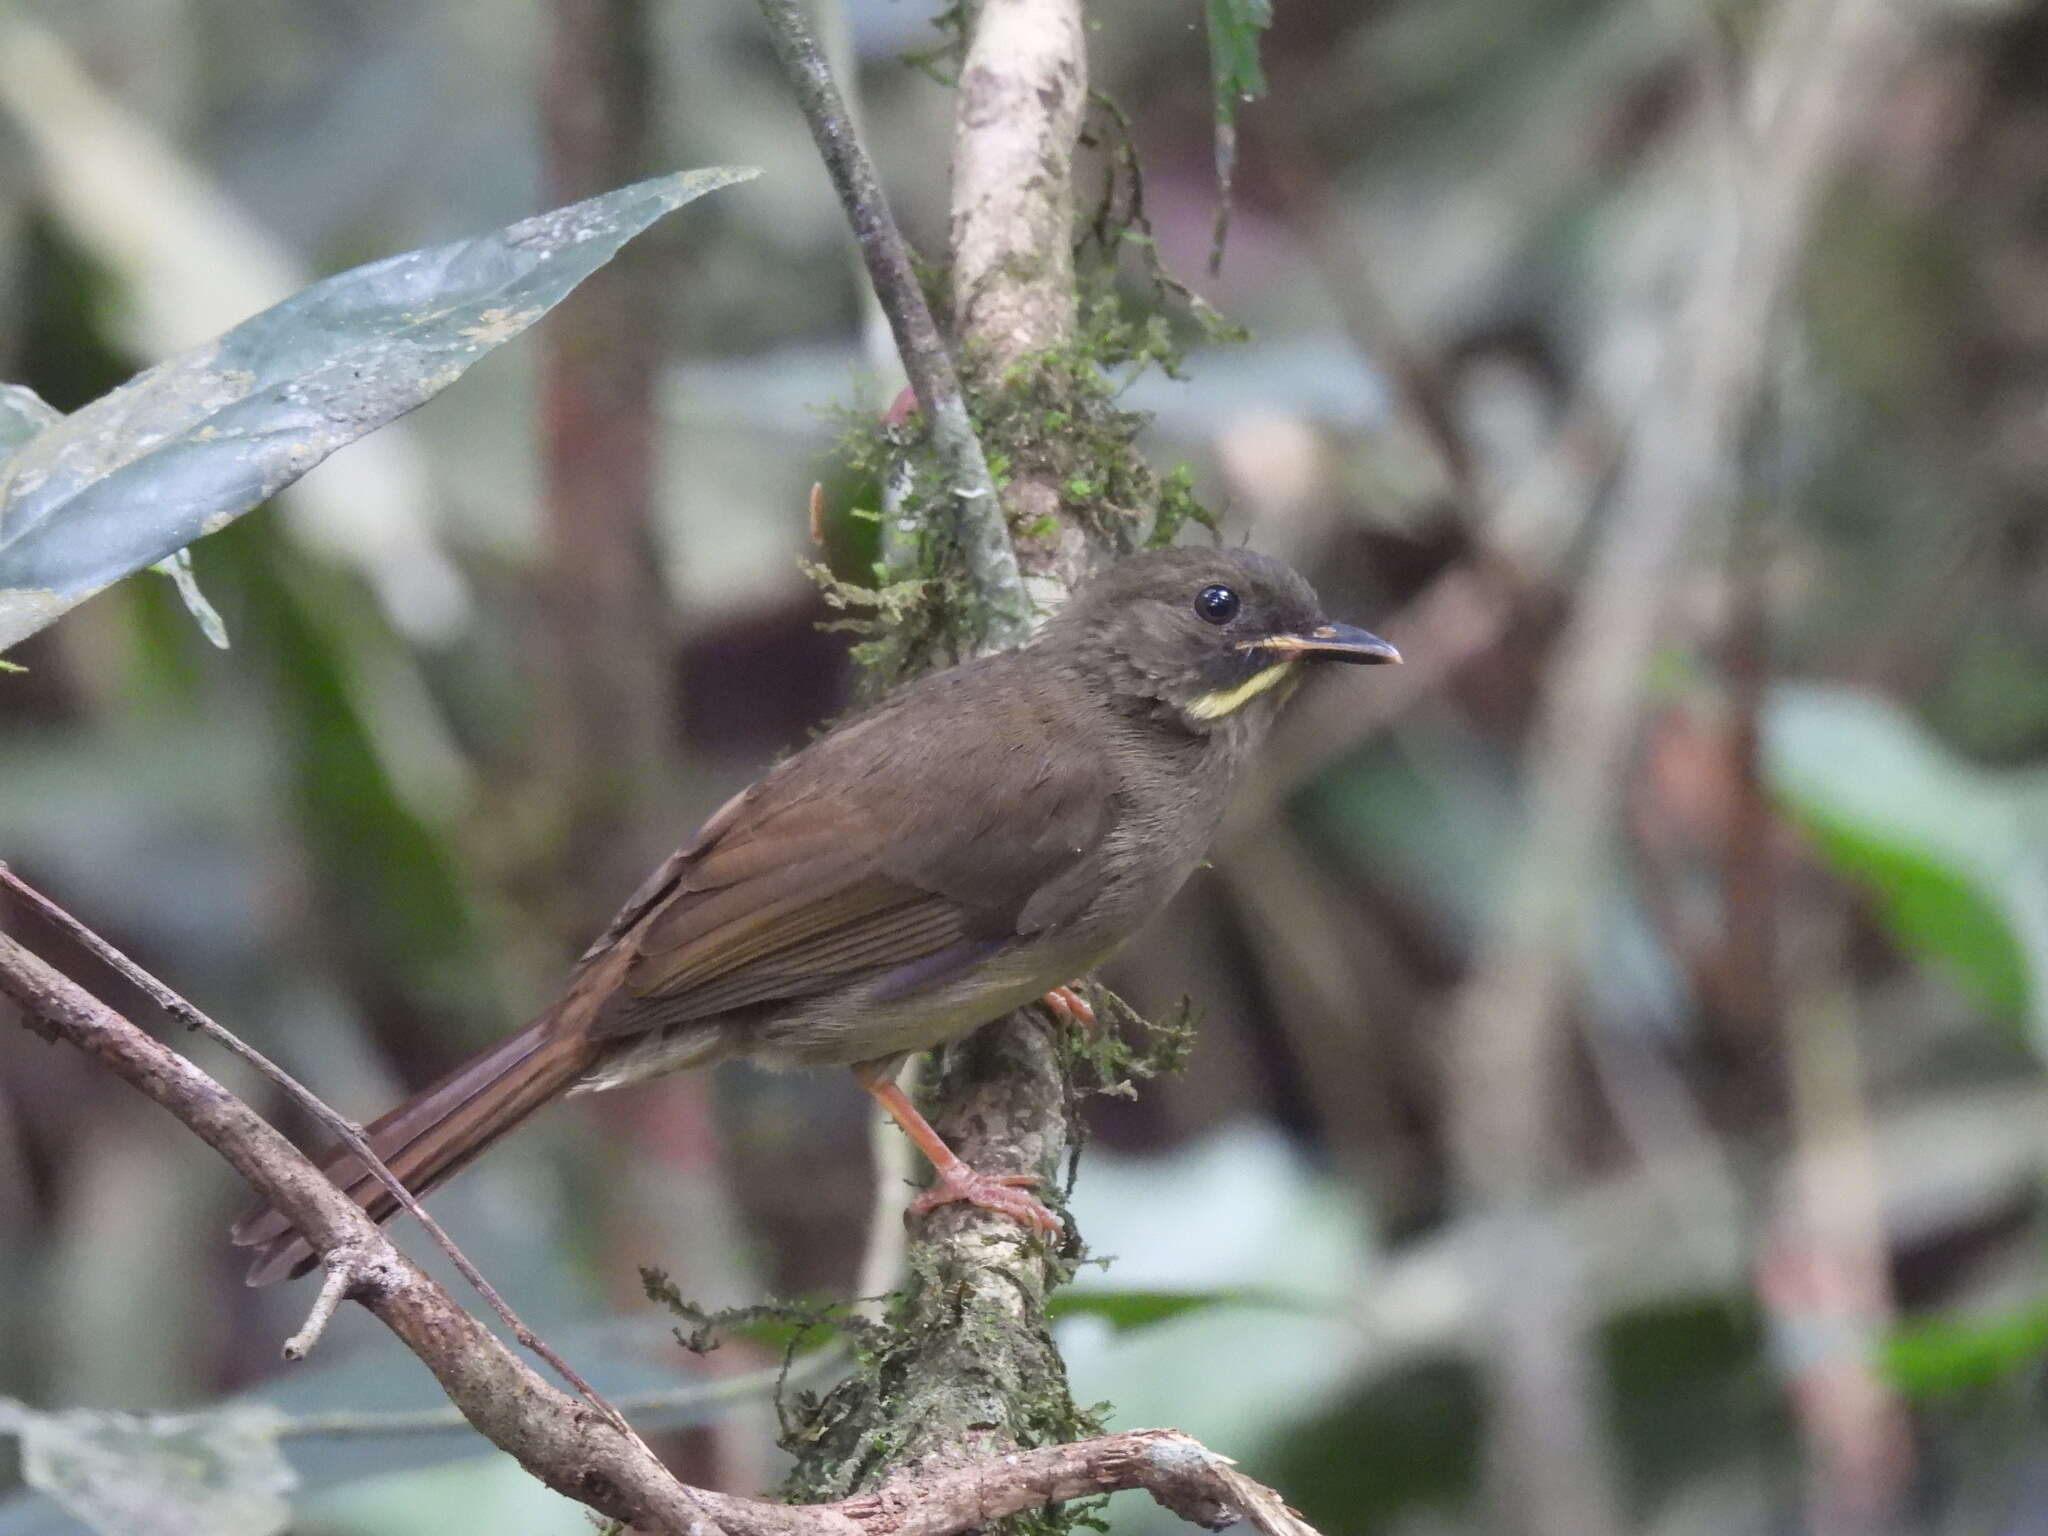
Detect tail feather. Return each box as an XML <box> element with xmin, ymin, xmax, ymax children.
<box><xmin>231</xmin><ymin>1017</ymin><xmax>596</xmax><ymax>1286</ymax></box>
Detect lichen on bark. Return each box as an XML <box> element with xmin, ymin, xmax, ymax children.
<box><xmin>783</xmin><ymin>1019</ymin><xmax>1102</xmax><ymax>1515</ymax></box>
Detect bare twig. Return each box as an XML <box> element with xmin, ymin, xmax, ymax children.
<box><xmin>1766</xmin><ymin>915</ymin><xmax>1911</xmax><ymax>1536</ymax></box>
<box><xmin>277</xmin><ymin>1345</ymin><xmax>849</xmax><ymax>1439</ymax></box>
<box><xmin>1720</xmin><ymin>393</ymin><xmax>1783</xmax><ymax>1047</ymax></box>
<box><xmin>282</xmin><ymin>1249</ymin><xmax>366</xmax><ymax>1360</ymax></box>
<box><xmin>808</xmin><ymin>1429</ymin><xmax>1320</xmax><ymax>1536</ymax></box>
<box><xmin>751</xmin><ymin>0</ymin><xmax>1028</xmax><ymax>648</ymax></box>
<box><xmin>0</xmin><ymin>865</ymin><xmax>631</xmax><ymax>1437</ymax></box>
<box><xmin>1261</xmin><ymin>115</ymin><xmax>1479</xmax><ymax>505</ymax></box>
<box><xmin>0</xmin><ymin>926</ymin><xmax>724</xmax><ymax>1535</ymax></box>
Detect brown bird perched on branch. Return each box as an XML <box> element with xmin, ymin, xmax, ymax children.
<box><xmin>234</xmin><ymin>547</ymin><xmax>1399</xmax><ymax>1283</ymax></box>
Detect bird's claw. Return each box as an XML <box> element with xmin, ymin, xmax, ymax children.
<box><xmin>1041</xmin><ymin>983</ymin><xmax>1098</xmax><ymax>1033</ymax></box>
<box><xmin>911</xmin><ymin>1164</ymin><xmax>1063</xmax><ymax>1234</ymax></box>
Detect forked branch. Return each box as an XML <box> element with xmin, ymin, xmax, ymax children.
<box><xmin>0</xmin><ymin>885</ymin><xmax>1320</xmax><ymax>1536</ymax></box>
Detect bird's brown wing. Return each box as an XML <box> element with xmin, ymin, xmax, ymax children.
<box><xmin>590</xmin><ymin>661</ymin><xmax>1114</xmax><ymax>1039</ymax></box>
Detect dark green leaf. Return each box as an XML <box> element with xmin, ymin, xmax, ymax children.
<box><xmin>0</xmin><ymin>167</ymin><xmax>758</xmax><ymax>652</ymax></box>
<box><xmin>1048</xmin><ymin>1287</ymin><xmax>1308</xmax><ymax>1334</ymax></box>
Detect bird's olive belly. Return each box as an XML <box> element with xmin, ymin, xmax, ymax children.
<box><xmin>579</xmin><ymin>930</ymin><xmax>1118</xmax><ymax>1090</ymax></box>
<box><xmin>741</xmin><ymin>934</ymin><xmax>1118</xmax><ymax>1069</ymax></box>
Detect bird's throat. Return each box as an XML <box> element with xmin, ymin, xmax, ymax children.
<box><xmin>1185</xmin><ymin>660</ymin><xmax>1300</xmax><ymax>721</ymax></box>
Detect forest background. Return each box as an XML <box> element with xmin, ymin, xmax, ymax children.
<box><xmin>4</xmin><ymin>1</ymin><xmax>2048</xmax><ymax>1534</ymax></box>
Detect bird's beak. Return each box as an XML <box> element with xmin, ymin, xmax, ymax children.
<box><xmin>1252</xmin><ymin>623</ymin><xmax>1403</xmax><ymax>666</ymax></box>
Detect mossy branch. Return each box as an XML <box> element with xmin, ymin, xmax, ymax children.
<box><xmin>752</xmin><ymin>0</ymin><xmax>1029</xmax><ymax>651</ymax></box>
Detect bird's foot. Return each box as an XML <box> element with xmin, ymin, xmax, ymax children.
<box><xmin>911</xmin><ymin>1163</ymin><xmax>1063</xmax><ymax>1234</ymax></box>
<box><xmin>1041</xmin><ymin>983</ymin><xmax>1098</xmax><ymax>1033</ymax></box>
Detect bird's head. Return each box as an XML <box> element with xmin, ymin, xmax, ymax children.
<box><xmin>1043</xmin><ymin>547</ymin><xmax>1400</xmax><ymax>736</ymax></box>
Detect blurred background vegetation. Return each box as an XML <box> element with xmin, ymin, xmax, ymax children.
<box><xmin>4</xmin><ymin>0</ymin><xmax>2048</xmax><ymax>1532</ymax></box>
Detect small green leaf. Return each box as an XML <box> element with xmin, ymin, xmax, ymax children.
<box><xmin>1883</xmin><ymin>1299</ymin><xmax>2048</xmax><ymax>1398</ymax></box>
<box><xmin>1049</xmin><ymin>1287</ymin><xmax>1311</xmax><ymax>1334</ymax></box>
<box><xmin>1765</xmin><ymin>683</ymin><xmax>2048</xmax><ymax>1051</ymax></box>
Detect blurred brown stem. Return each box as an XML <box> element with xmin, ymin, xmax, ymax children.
<box><xmin>1259</xmin><ymin>114</ymin><xmax>1478</xmax><ymax>504</ymax></box>
<box><xmin>1441</xmin><ymin>1</ymin><xmax>1912</xmax><ymax>1533</ymax></box>
<box><xmin>540</xmin><ymin>0</ymin><xmax>678</xmax><ymax>916</ymax></box>
<box><xmin>1767</xmin><ymin>914</ymin><xmax>1911</xmax><ymax>1536</ymax></box>
<box><xmin>1722</xmin><ymin>489</ymin><xmax>1781</xmax><ymax>1041</ymax></box>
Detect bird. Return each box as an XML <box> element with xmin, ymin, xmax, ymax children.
<box><xmin>232</xmin><ymin>546</ymin><xmax>1399</xmax><ymax>1283</ymax></box>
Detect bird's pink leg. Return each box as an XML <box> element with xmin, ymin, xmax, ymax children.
<box><xmin>852</xmin><ymin>1065</ymin><xmax>1062</xmax><ymax>1235</ymax></box>
<box><xmin>1040</xmin><ymin>983</ymin><xmax>1098</xmax><ymax>1032</ymax></box>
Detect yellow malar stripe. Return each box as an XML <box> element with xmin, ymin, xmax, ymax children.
<box><xmin>1186</xmin><ymin>660</ymin><xmax>1299</xmax><ymax>721</ymax></box>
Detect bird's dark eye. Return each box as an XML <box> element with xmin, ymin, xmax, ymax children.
<box><xmin>1193</xmin><ymin>584</ymin><xmax>1240</xmax><ymax>625</ymax></box>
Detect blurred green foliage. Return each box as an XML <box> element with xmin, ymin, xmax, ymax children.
<box><xmin>1886</xmin><ymin>1298</ymin><xmax>2048</xmax><ymax>1400</ymax></box>
<box><xmin>5</xmin><ymin>0</ymin><xmax>2048</xmax><ymax>1533</ymax></box>
<box><xmin>1767</xmin><ymin>684</ymin><xmax>2048</xmax><ymax>1046</ymax></box>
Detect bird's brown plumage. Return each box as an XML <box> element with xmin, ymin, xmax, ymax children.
<box><xmin>232</xmin><ymin>547</ymin><xmax>1397</xmax><ymax>1283</ymax></box>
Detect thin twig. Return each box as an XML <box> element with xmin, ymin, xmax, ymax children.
<box><xmin>1260</xmin><ymin>113</ymin><xmax>1479</xmax><ymax>506</ymax></box>
<box><xmin>282</xmin><ymin>1251</ymin><xmax>361</xmax><ymax>1360</ymax></box>
<box><xmin>0</xmin><ymin>927</ymin><xmax>723</xmax><ymax>1535</ymax></box>
<box><xmin>0</xmin><ymin>864</ymin><xmax>634</xmax><ymax>1441</ymax></box>
<box><xmin>751</xmin><ymin>0</ymin><xmax>1029</xmax><ymax>649</ymax></box>
<box><xmin>277</xmin><ymin>1343</ymin><xmax>849</xmax><ymax>1440</ymax></box>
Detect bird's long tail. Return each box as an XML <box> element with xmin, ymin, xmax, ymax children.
<box><xmin>230</xmin><ymin>1016</ymin><xmax>597</xmax><ymax>1286</ymax></box>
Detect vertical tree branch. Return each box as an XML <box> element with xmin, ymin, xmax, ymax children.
<box><xmin>949</xmin><ymin>0</ymin><xmax>1092</xmax><ymax>600</ymax></box>
<box><xmin>1766</xmin><ymin>918</ymin><xmax>1911</xmax><ymax>1536</ymax></box>
<box><xmin>753</xmin><ymin>0</ymin><xmax>1029</xmax><ymax>648</ymax></box>
<box><xmin>776</xmin><ymin>0</ymin><xmax>1107</xmax><ymax>1507</ymax></box>
<box><xmin>948</xmin><ymin>0</ymin><xmax>1086</xmax><ymax>379</ymax></box>
<box><xmin>886</xmin><ymin>0</ymin><xmax>1096</xmax><ymax>1484</ymax></box>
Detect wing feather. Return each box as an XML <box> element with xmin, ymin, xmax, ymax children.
<box><xmin>588</xmin><ymin>657</ymin><xmax>1116</xmax><ymax>1044</ymax></box>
